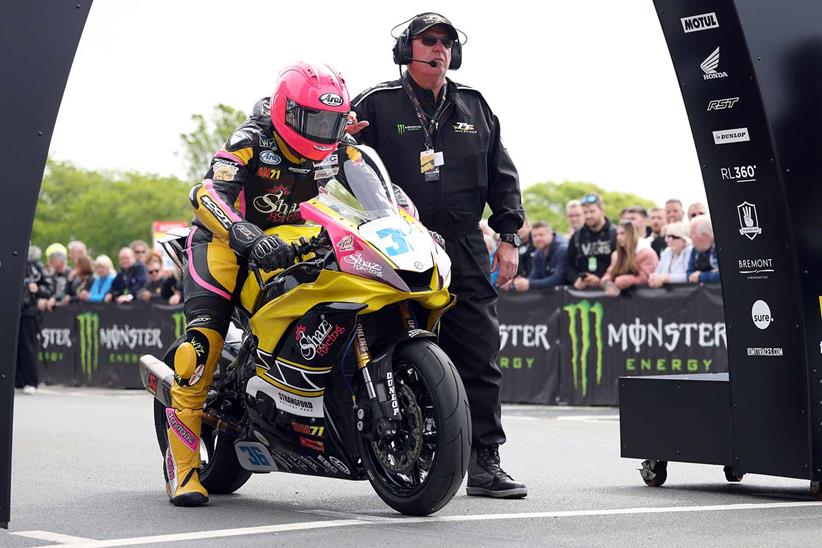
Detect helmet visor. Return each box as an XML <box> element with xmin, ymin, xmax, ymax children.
<box><xmin>285</xmin><ymin>99</ymin><xmax>348</xmax><ymax>144</ymax></box>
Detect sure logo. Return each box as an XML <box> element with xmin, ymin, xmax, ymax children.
<box><xmin>751</xmin><ymin>300</ymin><xmax>773</xmax><ymax>330</ymax></box>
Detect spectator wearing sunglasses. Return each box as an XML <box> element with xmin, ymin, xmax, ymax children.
<box><xmin>687</xmin><ymin>202</ymin><xmax>708</xmax><ymax>220</ymax></box>
<box><xmin>138</xmin><ymin>257</ymin><xmax>167</xmax><ymax>302</ymax></box>
<box><xmin>350</xmin><ymin>12</ymin><xmax>527</xmax><ymax>499</ymax></box>
<box><xmin>130</xmin><ymin>239</ymin><xmax>150</xmax><ymax>264</ymax></box>
<box><xmin>648</xmin><ymin>221</ymin><xmax>692</xmax><ymax>287</ymax></box>
<box><xmin>566</xmin><ymin>193</ymin><xmax>617</xmax><ymax>289</ymax></box>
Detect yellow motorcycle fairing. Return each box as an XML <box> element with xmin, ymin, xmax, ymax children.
<box><xmin>250</xmin><ymin>268</ymin><xmax>452</xmax><ymax>355</ymax></box>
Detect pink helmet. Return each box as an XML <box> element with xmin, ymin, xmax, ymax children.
<box><xmin>271</xmin><ymin>62</ymin><xmax>351</xmax><ymax>161</ymax></box>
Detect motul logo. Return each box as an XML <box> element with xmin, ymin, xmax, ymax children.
<box><xmin>681</xmin><ymin>12</ymin><xmax>719</xmax><ymax>33</ymax></box>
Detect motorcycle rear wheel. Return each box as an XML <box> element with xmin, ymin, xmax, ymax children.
<box><xmin>357</xmin><ymin>340</ymin><xmax>471</xmax><ymax>516</ymax></box>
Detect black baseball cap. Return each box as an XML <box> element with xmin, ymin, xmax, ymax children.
<box><xmin>407</xmin><ymin>13</ymin><xmax>458</xmax><ymax>40</ymax></box>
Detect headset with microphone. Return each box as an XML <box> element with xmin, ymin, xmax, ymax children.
<box><xmin>391</xmin><ymin>12</ymin><xmax>465</xmax><ymax>71</ymax></box>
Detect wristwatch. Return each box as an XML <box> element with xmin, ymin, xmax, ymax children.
<box><xmin>499</xmin><ymin>233</ymin><xmax>522</xmax><ymax>247</ymax></box>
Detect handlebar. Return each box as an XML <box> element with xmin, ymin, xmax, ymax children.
<box><xmin>247</xmin><ymin>230</ymin><xmax>332</xmax><ymax>291</ymax></box>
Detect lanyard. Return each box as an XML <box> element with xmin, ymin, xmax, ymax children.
<box><xmin>401</xmin><ymin>72</ymin><xmax>447</xmax><ymax>150</ymax></box>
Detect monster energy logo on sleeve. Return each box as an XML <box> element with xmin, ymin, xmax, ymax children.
<box><xmin>172</xmin><ymin>312</ymin><xmax>187</xmax><ymax>339</ymax></box>
<box><xmin>77</xmin><ymin>312</ymin><xmax>100</xmax><ymax>381</ymax></box>
<box><xmin>562</xmin><ymin>300</ymin><xmax>604</xmax><ymax>398</ymax></box>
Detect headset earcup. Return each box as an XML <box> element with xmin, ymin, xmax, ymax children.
<box><xmin>393</xmin><ymin>30</ymin><xmax>412</xmax><ymax>65</ymax></box>
<box><xmin>449</xmin><ymin>40</ymin><xmax>462</xmax><ymax>70</ymax></box>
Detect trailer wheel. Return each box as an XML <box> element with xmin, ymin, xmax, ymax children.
<box><xmin>640</xmin><ymin>459</ymin><xmax>667</xmax><ymax>487</ymax></box>
<box><xmin>723</xmin><ymin>466</ymin><xmax>744</xmax><ymax>483</ymax></box>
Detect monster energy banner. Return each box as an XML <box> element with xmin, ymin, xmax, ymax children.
<box><xmin>498</xmin><ymin>284</ymin><xmax>728</xmax><ymax>406</ymax></box>
<box><xmin>497</xmin><ymin>290</ymin><xmax>562</xmax><ymax>404</ymax></box>
<box><xmin>33</xmin><ymin>287</ymin><xmax>725</xmax><ymax>401</ymax></box>
<box><xmin>36</xmin><ymin>303</ymin><xmax>186</xmax><ymax>388</ymax></box>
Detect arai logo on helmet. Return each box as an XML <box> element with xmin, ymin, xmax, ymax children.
<box><xmin>319</xmin><ymin>93</ymin><xmax>343</xmax><ymax>107</ymax></box>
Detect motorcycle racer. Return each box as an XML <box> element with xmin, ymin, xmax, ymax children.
<box><xmin>165</xmin><ymin>62</ymin><xmax>353</xmax><ymax>506</ymax></box>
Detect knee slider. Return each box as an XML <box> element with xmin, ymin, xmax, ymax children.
<box><xmin>174</xmin><ymin>328</ymin><xmax>222</xmax><ymax>387</ymax></box>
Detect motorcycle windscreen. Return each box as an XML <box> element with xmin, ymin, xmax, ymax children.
<box><xmin>315</xmin><ymin>145</ymin><xmax>434</xmax><ymax>272</ymax></box>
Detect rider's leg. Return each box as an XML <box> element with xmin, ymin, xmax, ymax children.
<box><xmin>164</xmin><ymin>228</ymin><xmax>241</xmax><ymax>506</ymax></box>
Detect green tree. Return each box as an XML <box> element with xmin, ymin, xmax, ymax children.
<box><xmin>32</xmin><ymin>160</ymin><xmax>192</xmax><ymax>259</ymax></box>
<box><xmin>522</xmin><ymin>180</ymin><xmax>657</xmax><ymax>235</ymax></box>
<box><xmin>178</xmin><ymin>103</ymin><xmax>247</xmax><ymax>182</ymax></box>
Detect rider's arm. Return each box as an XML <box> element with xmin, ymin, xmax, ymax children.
<box><xmin>189</xmin><ymin>131</ymin><xmax>253</xmax><ymax>241</ymax></box>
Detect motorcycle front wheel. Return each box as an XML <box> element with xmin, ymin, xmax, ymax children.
<box><xmin>357</xmin><ymin>339</ymin><xmax>471</xmax><ymax>516</ymax></box>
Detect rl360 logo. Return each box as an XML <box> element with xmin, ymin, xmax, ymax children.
<box><xmin>562</xmin><ymin>300</ymin><xmax>604</xmax><ymax>398</ymax></box>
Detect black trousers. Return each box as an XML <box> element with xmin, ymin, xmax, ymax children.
<box><xmin>15</xmin><ymin>315</ymin><xmax>40</xmax><ymax>388</ymax></box>
<box><xmin>437</xmin><ymin>230</ymin><xmax>506</xmax><ymax>448</ymax></box>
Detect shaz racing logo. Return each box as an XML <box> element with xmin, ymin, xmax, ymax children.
<box><xmin>563</xmin><ymin>300</ymin><xmax>725</xmax><ymax>398</ymax></box>
<box><xmin>294</xmin><ymin>320</ymin><xmax>346</xmax><ymax>361</ymax></box>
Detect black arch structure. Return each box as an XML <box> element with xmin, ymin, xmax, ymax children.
<box><xmin>621</xmin><ymin>0</ymin><xmax>822</xmax><ymax>494</ymax></box>
<box><xmin>3</xmin><ymin>0</ymin><xmax>822</xmax><ymax>529</ymax></box>
<box><xmin>0</xmin><ymin>1</ymin><xmax>92</xmax><ymax>528</ymax></box>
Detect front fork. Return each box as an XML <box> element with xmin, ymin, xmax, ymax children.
<box><xmin>355</xmin><ymin>317</ymin><xmax>404</xmax><ymax>440</ymax></box>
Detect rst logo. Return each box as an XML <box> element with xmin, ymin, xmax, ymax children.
<box><xmin>707</xmin><ymin>97</ymin><xmax>739</xmax><ymax>111</ymax></box>
<box><xmin>721</xmin><ymin>164</ymin><xmax>757</xmax><ymax>183</ymax></box>
<box><xmin>681</xmin><ymin>12</ymin><xmax>719</xmax><ymax>33</ymax></box>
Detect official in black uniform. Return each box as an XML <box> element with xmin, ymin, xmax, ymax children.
<box><xmin>350</xmin><ymin>12</ymin><xmax>527</xmax><ymax>498</ymax></box>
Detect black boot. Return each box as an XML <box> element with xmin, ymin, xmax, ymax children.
<box><xmin>466</xmin><ymin>445</ymin><xmax>527</xmax><ymax>498</ymax></box>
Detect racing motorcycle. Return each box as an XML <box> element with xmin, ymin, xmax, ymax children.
<box><xmin>140</xmin><ymin>144</ymin><xmax>470</xmax><ymax>516</ymax></box>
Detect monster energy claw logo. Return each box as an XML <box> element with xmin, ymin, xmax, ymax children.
<box><xmin>563</xmin><ymin>300</ymin><xmax>604</xmax><ymax>398</ymax></box>
<box><xmin>172</xmin><ymin>312</ymin><xmax>187</xmax><ymax>339</ymax></box>
<box><xmin>77</xmin><ymin>312</ymin><xmax>100</xmax><ymax>381</ymax></box>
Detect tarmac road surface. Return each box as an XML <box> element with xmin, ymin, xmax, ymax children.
<box><xmin>2</xmin><ymin>387</ymin><xmax>820</xmax><ymax>547</ymax></box>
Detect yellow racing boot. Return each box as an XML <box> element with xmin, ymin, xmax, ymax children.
<box><xmin>165</xmin><ymin>406</ymin><xmax>208</xmax><ymax>506</ymax></box>
<box><xmin>163</xmin><ymin>329</ymin><xmax>223</xmax><ymax>506</ymax></box>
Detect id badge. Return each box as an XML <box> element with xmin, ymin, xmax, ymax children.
<box><xmin>588</xmin><ymin>256</ymin><xmax>597</xmax><ymax>272</ymax></box>
<box><xmin>421</xmin><ymin>149</ymin><xmax>444</xmax><ymax>182</ymax></box>
<box><xmin>420</xmin><ymin>149</ymin><xmax>436</xmax><ymax>174</ymax></box>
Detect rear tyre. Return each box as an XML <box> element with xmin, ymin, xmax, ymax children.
<box><xmin>152</xmin><ymin>338</ymin><xmax>252</xmax><ymax>495</ymax></box>
<box><xmin>357</xmin><ymin>340</ymin><xmax>471</xmax><ymax>516</ymax></box>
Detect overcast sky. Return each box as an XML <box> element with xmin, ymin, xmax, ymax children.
<box><xmin>48</xmin><ymin>0</ymin><xmax>708</xmax><ymax>211</ymax></box>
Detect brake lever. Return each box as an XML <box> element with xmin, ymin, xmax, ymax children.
<box><xmin>248</xmin><ymin>259</ymin><xmax>265</xmax><ymax>289</ymax></box>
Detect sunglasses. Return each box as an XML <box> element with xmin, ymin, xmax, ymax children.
<box><xmin>580</xmin><ymin>194</ymin><xmax>599</xmax><ymax>205</ymax></box>
<box><xmin>134</xmin><ymin>249</ymin><xmax>147</xmax><ymax>255</ymax></box>
<box><xmin>417</xmin><ymin>35</ymin><xmax>454</xmax><ymax>49</ymax></box>
<box><xmin>148</xmin><ymin>269</ymin><xmax>160</xmax><ymax>274</ymax></box>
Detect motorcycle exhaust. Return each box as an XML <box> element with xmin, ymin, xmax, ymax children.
<box><xmin>139</xmin><ymin>354</ymin><xmax>174</xmax><ymax>407</ymax></box>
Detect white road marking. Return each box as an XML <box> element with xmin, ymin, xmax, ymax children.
<box><xmin>557</xmin><ymin>415</ymin><xmax>620</xmax><ymax>423</ymax></box>
<box><xmin>13</xmin><ymin>531</ymin><xmax>97</xmax><ymax>543</ymax></box>
<box><xmin>505</xmin><ymin>415</ymin><xmax>540</xmax><ymax>421</ymax></box>
<box><xmin>30</xmin><ymin>501</ymin><xmax>822</xmax><ymax>547</ymax></box>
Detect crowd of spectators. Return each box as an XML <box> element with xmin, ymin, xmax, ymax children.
<box><xmin>25</xmin><ymin>239</ymin><xmax>183</xmax><ymax>314</ymax></box>
<box><xmin>18</xmin><ymin>239</ymin><xmax>183</xmax><ymax>395</ymax></box>
<box><xmin>486</xmin><ymin>193</ymin><xmax>719</xmax><ymax>295</ymax></box>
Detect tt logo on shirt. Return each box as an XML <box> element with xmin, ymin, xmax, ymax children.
<box><xmin>453</xmin><ymin>121</ymin><xmax>477</xmax><ymax>134</ymax></box>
